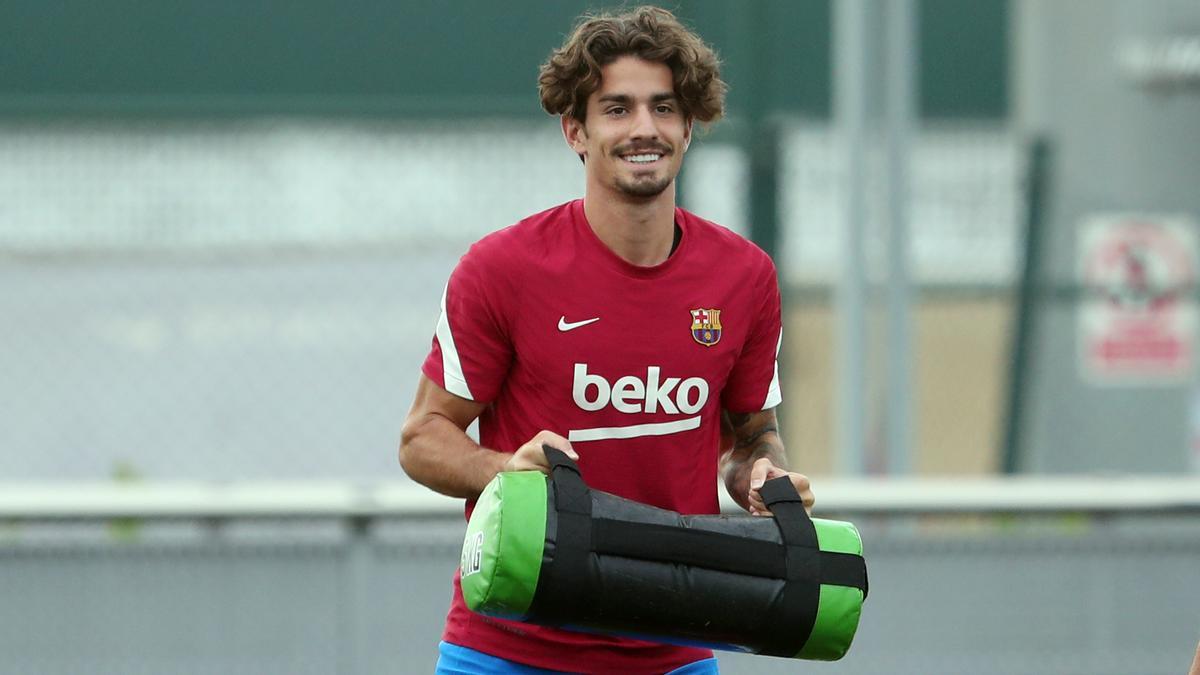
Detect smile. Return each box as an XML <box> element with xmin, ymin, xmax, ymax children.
<box><xmin>622</xmin><ymin>153</ymin><xmax>663</xmax><ymax>164</ymax></box>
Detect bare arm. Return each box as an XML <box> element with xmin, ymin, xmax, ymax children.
<box><xmin>719</xmin><ymin>408</ymin><xmax>813</xmax><ymax>515</ymax></box>
<box><xmin>398</xmin><ymin>374</ymin><xmax>502</xmax><ymax>498</ymax></box>
<box><xmin>1189</xmin><ymin>639</ymin><xmax>1200</xmax><ymax>675</ymax></box>
<box><xmin>399</xmin><ymin>374</ymin><xmax>575</xmax><ymax>499</ymax></box>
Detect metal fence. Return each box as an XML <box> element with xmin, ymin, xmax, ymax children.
<box><xmin>0</xmin><ymin>119</ymin><xmax>1018</xmax><ymax>482</ymax></box>
<box><xmin>2</xmin><ymin>478</ymin><xmax>1198</xmax><ymax>675</ymax></box>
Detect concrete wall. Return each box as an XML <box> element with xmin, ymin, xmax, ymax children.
<box><xmin>1013</xmin><ymin>0</ymin><xmax>1200</xmax><ymax>473</ymax></box>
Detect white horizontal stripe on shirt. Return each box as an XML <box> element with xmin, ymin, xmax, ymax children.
<box><xmin>568</xmin><ymin>416</ymin><xmax>702</xmax><ymax>443</ymax></box>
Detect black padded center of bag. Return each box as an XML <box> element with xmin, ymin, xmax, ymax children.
<box><xmin>527</xmin><ymin>445</ymin><xmax>866</xmax><ymax>655</ymax></box>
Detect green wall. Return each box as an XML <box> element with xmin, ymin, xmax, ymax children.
<box><xmin>0</xmin><ymin>0</ymin><xmax>1004</xmax><ymax>118</ymax></box>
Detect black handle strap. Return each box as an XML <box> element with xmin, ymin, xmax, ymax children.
<box><xmin>527</xmin><ymin>444</ymin><xmax>592</xmax><ymax>622</ymax></box>
<box><xmin>539</xmin><ymin>444</ymin><xmax>577</xmax><ymax>472</ymax></box>
<box><xmin>540</xmin><ymin>445</ymin><xmax>592</xmax><ymax>516</ymax></box>
<box><xmin>760</xmin><ymin>477</ymin><xmax>868</xmax><ymax>599</ymax></box>
<box><xmin>758</xmin><ymin>475</ymin><xmax>822</xmax><ymax>657</ymax></box>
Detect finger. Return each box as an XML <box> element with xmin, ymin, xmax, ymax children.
<box><xmin>787</xmin><ymin>473</ymin><xmax>814</xmax><ymax>512</ymax></box>
<box><xmin>531</xmin><ymin>444</ymin><xmax>557</xmax><ymax>470</ymax></box>
<box><xmin>748</xmin><ymin>457</ymin><xmax>773</xmax><ymax>490</ymax></box>
<box><xmin>503</xmin><ymin>447</ymin><xmax>550</xmax><ymax>474</ymax></box>
<box><xmin>749</xmin><ymin>502</ymin><xmax>772</xmax><ymax>516</ymax></box>
<box><xmin>538</xmin><ymin>442</ymin><xmax>575</xmax><ymax>462</ymax></box>
<box><xmin>530</xmin><ymin>461</ymin><xmax>553</xmax><ymax>475</ymax></box>
<box><xmin>536</xmin><ymin>431</ymin><xmax>579</xmax><ymax>460</ymax></box>
<box><xmin>786</xmin><ymin>486</ymin><xmax>814</xmax><ymax>514</ymax></box>
<box><xmin>789</xmin><ymin>473</ymin><xmax>812</xmax><ymax>494</ymax></box>
<box><xmin>546</xmin><ymin>446</ymin><xmax>579</xmax><ymax>462</ymax></box>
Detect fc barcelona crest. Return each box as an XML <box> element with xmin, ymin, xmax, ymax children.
<box><xmin>690</xmin><ymin>308</ymin><xmax>722</xmax><ymax>347</ymax></box>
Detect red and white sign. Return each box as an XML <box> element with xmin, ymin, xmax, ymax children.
<box><xmin>1078</xmin><ymin>214</ymin><xmax>1197</xmax><ymax>384</ymax></box>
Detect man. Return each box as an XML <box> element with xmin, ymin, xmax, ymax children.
<box><xmin>400</xmin><ymin>6</ymin><xmax>813</xmax><ymax>674</ymax></box>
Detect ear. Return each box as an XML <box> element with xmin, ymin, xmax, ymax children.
<box><xmin>682</xmin><ymin>118</ymin><xmax>693</xmax><ymax>153</ymax></box>
<box><xmin>561</xmin><ymin>115</ymin><xmax>588</xmax><ymax>160</ymax></box>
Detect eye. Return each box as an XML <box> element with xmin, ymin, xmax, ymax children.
<box><xmin>656</xmin><ymin>104</ymin><xmax>675</xmax><ymax>114</ymax></box>
<box><xmin>606</xmin><ymin>106</ymin><xmax>627</xmax><ymax>116</ymax></box>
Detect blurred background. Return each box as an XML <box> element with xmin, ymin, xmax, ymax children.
<box><xmin>1</xmin><ymin>0</ymin><xmax>1198</xmax><ymax>673</ymax></box>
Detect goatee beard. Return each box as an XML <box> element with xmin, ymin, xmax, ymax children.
<box><xmin>616</xmin><ymin>175</ymin><xmax>672</xmax><ymax>198</ymax></box>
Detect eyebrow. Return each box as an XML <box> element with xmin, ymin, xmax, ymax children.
<box><xmin>597</xmin><ymin>92</ymin><xmax>678</xmax><ymax>104</ymax></box>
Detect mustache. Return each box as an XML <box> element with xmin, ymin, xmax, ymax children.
<box><xmin>612</xmin><ymin>143</ymin><xmax>672</xmax><ymax>156</ymax></box>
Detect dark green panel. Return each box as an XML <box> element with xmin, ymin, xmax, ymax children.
<box><xmin>765</xmin><ymin>0</ymin><xmax>831</xmax><ymax>117</ymax></box>
<box><xmin>0</xmin><ymin>0</ymin><xmax>1002</xmax><ymax>119</ymax></box>
<box><xmin>682</xmin><ymin>0</ymin><xmax>830</xmax><ymax>119</ymax></box>
<box><xmin>0</xmin><ymin>0</ymin><xmax>596</xmax><ymax>115</ymax></box>
<box><xmin>918</xmin><ymin>0</ymin><xmax>1009</xmax><ymax>118</ymax></box>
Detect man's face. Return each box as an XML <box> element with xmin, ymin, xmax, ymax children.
<box><xmin>564</xmin><ymin>55</ymin><xmax>692</xmax><ymax>200</ymax></box>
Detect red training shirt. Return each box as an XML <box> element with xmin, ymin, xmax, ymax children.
<box><xmin>421</xmin><ymin>199</ymin><xmax>783</xmax><ymax>674</ymax></box>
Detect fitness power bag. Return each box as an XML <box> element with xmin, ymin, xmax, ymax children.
<box><xmin>459</xmin><ymin>446</ymin><xmax>868</xmax><ymax>660</ymax></box>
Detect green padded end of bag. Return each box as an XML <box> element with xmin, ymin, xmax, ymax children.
<box><xmin>795</xmin><ymin>518</ymin><xmax>866</xmax><ymax>661</ymax></box>
<box><xmin>460</xmin><ymin>471</ymin><xmax>547</xmax><ymax>619</ymax></box>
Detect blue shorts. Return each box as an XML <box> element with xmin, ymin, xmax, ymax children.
<box><xmin>435</xmin><ymin>641</ymin><xmax>720</xmax><ymax>674</ymax></box>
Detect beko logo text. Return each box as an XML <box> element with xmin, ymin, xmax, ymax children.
<box><xmin>572</xmin><ymin>364</ymin><xmax>709</xmax><ymax>414</ymax></box>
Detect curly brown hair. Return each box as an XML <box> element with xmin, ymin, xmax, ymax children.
<box><xmin>538</xmin><ymin>6</ymin><xmax>727</xmax><ymax>124</ymax></box>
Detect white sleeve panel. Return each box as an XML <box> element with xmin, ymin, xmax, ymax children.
<box><xmin>762</xmin><ymin>326</ymin><xmax>783</xmax><ymax>410</ymax></box>
<box><xmin>436</xmin><ymin>283</ymin><xmax>476</xmax><ymax>400</ymax></box>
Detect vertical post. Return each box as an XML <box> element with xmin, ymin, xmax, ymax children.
<box><xmin>748</xmin><ymin>124</ymin><xmax>781</xmax><ymax>265</ymax></box>
<box><xmin>730</xmin><ymin>0</ymin><xmax>789</xmax><ymax>443</ymax></box>
<box><xmin>884</xmin><ymin>0</ymin><xmax>916</xmax><ymax>475</ymax></box>
<box><xmin>740</xmin><ymin>0</ymin><xmax>781</xmax><ymax>264</ymax></box>
<box><xmin>1001</xmin><ymin>138</ymin><xmax>1050</xmax><ymax>474</ymax></box>
<box><xmin>834</xmin><ymin>0</ymin><xmax>869</xmax><ymax>475</ymax></box>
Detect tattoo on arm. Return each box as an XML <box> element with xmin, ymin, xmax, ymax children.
<box><xmin>720</xmin><ymin>408</ymin><xmax>787</xmax><ymax>509</ymax></box>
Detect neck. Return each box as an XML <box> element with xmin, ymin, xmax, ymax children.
<box><xmin>582</xmin><ymin>182</ymin><xmax>677</xmax><ymax>267</ymax></box>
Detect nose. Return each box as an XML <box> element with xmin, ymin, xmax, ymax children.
<box><xmin>629</xmin><ymin>104</ymin><xmax>659</xmax><ymax>140</ymax></box>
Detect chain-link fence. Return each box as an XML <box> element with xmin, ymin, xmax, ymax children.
<box><xmin>0</xmin><ymin>119</ymin><xmax>1018</xmax><ymax>481</ymax></box>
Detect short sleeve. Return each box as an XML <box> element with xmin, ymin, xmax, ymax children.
<box><xmin>720</xmin><ymin>256</ymin><xmax>783</xmax><ymax>412</ymax></box>
<box><xmin>421</xmin><ymin>245</ymin><xmax>513</xmax><ymax>402</ymax></box>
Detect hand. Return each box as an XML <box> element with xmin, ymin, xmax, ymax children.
<box><xmin>747</xmin><ymin>457</ymin><xmax>814</xmax><ymax>516</ymax></box>
<box><xmin>502</xmin><ymin>430</ymin><xmax>577</xmax><ymax>474</ymax></box>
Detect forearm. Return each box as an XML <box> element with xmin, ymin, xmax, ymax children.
<box><xmin>720</xmin><ymin>410</ymin><xmax>788</xmax><ymax>511</ymax></box>
<box><xmin>399</xmin><ymin>412</ymin><xmax>508</xmax><ymax>499</ymax></box>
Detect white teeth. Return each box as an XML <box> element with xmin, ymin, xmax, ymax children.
<box><xmin>625</xmin><ymin>154</ymin><xmax>661</xmax><ymax>164</ymax></box>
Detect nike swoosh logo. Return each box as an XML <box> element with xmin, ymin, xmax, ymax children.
<box><xmin>558</xmin><ymin>316</ymin><xmax>600</xmax><ymax>332</ymax></box>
